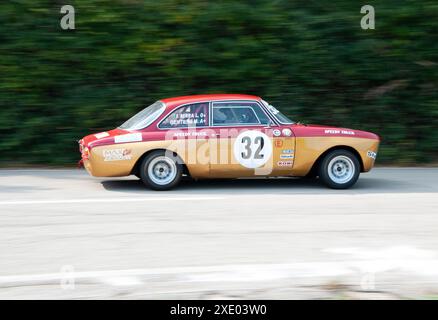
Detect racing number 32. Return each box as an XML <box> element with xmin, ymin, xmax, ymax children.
<box><xmin>241</xmin><ymin>136</ymin><xmax>264</xmax><ymax>159</ymax></box>
<box><xmin>234</xmin><ymin>131</ymin><xmax>272</xmax><ymax>169</ymax></box>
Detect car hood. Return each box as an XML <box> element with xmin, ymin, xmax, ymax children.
<box><xmin>292</xmin><ymin>123</ymin><xmax>380</xmax><ymax>140</ymax></box>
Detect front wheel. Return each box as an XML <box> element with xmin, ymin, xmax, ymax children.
<box><xmin>140</xmin><ymin>150</ymin><xmax>183</xmax><ymax>190</ymax></box>
<box><xmin>318</xmin><ymin>150</ymin><xmax>360</xmax><ymax>189</ymax></box>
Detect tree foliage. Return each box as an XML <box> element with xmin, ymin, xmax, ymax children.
<box><xmin>0</xmin><ymin>0</ymin><xmax>437</xmax><ymax>165</ymax></box>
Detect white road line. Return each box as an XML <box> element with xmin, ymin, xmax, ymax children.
<box><xmin>0</xmin><ymin>196</ymin><xmax>224</xmax><ymax>206</ymax></box>
<box><xmin>0</xmin><ymin>262</ymin><xmax>350</xmax><ymax>287</ymax></box>
<box><xmin>2</xmin><ymin>258</ymin><xmax>438</xmax><ymax>288</ymax></box>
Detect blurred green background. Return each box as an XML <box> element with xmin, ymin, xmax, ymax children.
<box><xmin>0</xmin><ymin>0</ymin><xmax>437</xmax><ymax>165</ymax></box>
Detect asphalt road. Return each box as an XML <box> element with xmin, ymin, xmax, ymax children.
<box><xmin>0</xmin><ymin>168</ymin><xmax>438</xmax><ymax>299</ymax></box>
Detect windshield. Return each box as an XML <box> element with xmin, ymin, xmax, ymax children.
<box><xmin>119</xmin><ymin>101</ymin><xmax>166</xmax><ymax>130</ymax></box>
<box><xmin>261</xmin><ymin>100</ymin><xmax>294</xmax><ymax>124</ymax></box>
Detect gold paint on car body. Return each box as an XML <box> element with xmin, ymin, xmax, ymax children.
<box><xmin>84</xmin><ymin>135</ymin><xmax>379</xmax><ymax>178</ymax></box>
<box><xmin>293</xmin><ymin>137</ymin><xmax>379</xmax><ymax>175</ymax></box>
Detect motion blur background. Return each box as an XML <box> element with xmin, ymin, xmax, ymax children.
<box><xmin>0</xmin><ymin>0</ymin><xmax>437</xmax><ymax>165</ymax></box>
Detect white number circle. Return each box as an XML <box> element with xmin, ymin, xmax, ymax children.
<box><xmin>233</xmin><ymin>131</ymin><xmax>272</xmax><ymax>168</ymax></box>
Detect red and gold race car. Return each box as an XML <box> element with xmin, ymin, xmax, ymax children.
<box><xmin>79</xmin><ymin>94</ymin><xmax>379</xmax><ymax>190</ymax></box>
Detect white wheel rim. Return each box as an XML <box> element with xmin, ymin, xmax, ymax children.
<box><xmin>148</xmin><ymin>156</ymin><xmax>177</xmax><ymax>186</ymax></box>
<box><xmin>327</xmin><ymin>155</ymin><xmax>355</xmax><ymax>184</ymax></box>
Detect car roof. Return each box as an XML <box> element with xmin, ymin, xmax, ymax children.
<box><xmin>160</xmin><ymin>94</ymin><xmax>262</xmax><ymax>108</ymax></box>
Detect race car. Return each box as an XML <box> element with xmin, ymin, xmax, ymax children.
<box><xmin>79</xmin><ymin>94</ymin><xmax>379</xmax><ymax>190</ymax></box>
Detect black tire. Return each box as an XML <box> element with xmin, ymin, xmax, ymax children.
<box><xmin>140</xmin><ymin>150</ymin><xmax>183</xmax><ymax>190</ymax></box>
<box><xmin>318</xmin><ymin>149</ymin><xmax>360</xmax><ymax>189</ymax></box>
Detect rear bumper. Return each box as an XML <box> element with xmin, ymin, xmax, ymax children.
<box><xmin>82</xmin><ymin>147</ymin><xmax>136</xmax><ymax>177</ymax></box>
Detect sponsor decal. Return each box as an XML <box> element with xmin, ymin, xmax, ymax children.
<box><xmin>266</xmin><ymin>104</ymin><xmax>280</xmax><ymax>115</ymax></box>
<box><xmin>324</xmin><ymin>129</ymin><xmax>355</xmax><ymax>135</ymax></box>
<box><xmin>280</xmin><ymin>154</ymin><xmax>294</xmax><ymax>159</ymax></box>
<box><xmin>273</xmin><ymin>129</ymin><xmax>281</xmax><ymax>137</ymax></box>
<box><xmin>274</xmin><ymin>140</ymin><xmax>283</xmax><ymax>148</ymax></box>
<box><xmin>166</xmin><ymin>111</ymin><xmax>206</xmax><ymax>127</ymax></box>
<box><xmin>367</xmin><ymin>150</ymin><xmax>377</xmax><ymax>159</ymax></box>
<box><xmin>94</xmin><ymin>132</ymin><xmax>110</xmax><ymax>139</ymax></box>
<box><xmin>233</xmin><ymin>130</ymin><xmax>272</xmax><ymax>169</ymax></box>
<box><xmin>282</xmin><ymin>149</ymin><xmax>294</xmax><ymax>154</ymax></box>
<box><xmin>114</xmin><ymin>133</ymin><xmax>142</xmax><ymax>144</ymax></box>
<box><xmin>103</xmin><ymin>148</ymin><xmax>132</xmax><ymax>161</ymax></box>
<box><xmin>282</xmin><ymin>128</ymin><xmax>292</xmax><ymax>137</ymax></box>
<box><xmin>173</xmin><ymin>131</ymin><xmax>208</xmax><ymax>137</ymax></box>
<box><xmin>277</xmin><ymin>160</ymin><xmax>293</xmax><ymax>167</ymax></box>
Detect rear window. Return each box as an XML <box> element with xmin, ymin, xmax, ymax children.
<box><xmin>159</xmin><ymin>103</ymin><xmax>209</xmax><ymax>129</ymax></box>
<box><xmin>119</xmin><ymin>101</ymin><xmax>166</xmax><ymax>130</ymax></box>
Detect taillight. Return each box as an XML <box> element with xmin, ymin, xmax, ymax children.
<box><xmin>82</xmin><ymin>147</ymin><xmax>90</xmax><ymax>160</ymax></box>
<box><xmin>78</xmin><ymin>139</ymin><xmax>84</xmax><ymax>152</ymax></box>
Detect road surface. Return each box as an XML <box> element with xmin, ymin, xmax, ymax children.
<box><xmin>0</xmin><ymin>168</ymin><xmax>438</xmax><ymax>299</ymax></box>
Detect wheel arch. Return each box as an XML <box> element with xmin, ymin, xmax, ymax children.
<box><xmin>309</xmin><ymin>145</ymin><xmax>364</xmax><ymax>176</ymax></box>
<box><xmin>130</xmin><ymin>149</ymin><xmax>190</xmax><ymax>177</ymax></box>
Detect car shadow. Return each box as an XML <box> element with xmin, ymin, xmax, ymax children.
<box><xmin>100</xmin><ymin>175</ymin><xmax>424</xmax><ymax>194</ymax></box>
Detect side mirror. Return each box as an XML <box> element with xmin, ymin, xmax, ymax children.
<box><xmin>264</xmin><ymin>120</ymin><xmax>275</xmax><ymax>129</ymax></box>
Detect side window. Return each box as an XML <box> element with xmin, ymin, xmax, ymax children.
<box><xmin>159</xmin><ymin>103</ymin><xmax>209</xmax><ymax>129</ymax></box>
<box><xmin>212</xmin><ymin>102</ymin><xmax>271</xmax><ymax>126</ymax></box>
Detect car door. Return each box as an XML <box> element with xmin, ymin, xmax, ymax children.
<box><xmin>208</xmin><ymin>100</ymin><xmax>295</xmax><ymax>177</ymax></box>
<box><xmin>158</xmin><ymin>102</ymin><xmax>211</xmax><ymax>177</ymax></box>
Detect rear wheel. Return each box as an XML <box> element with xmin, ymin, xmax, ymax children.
<box><xmin>318</xmin><ymin>149</ymin><xmax>360</xmax><ymax>189</ymax></box>
<box><xmin>140</xmin><ymin>150</ymin><xmax>183</xmax><ymax>190</ymax></box>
